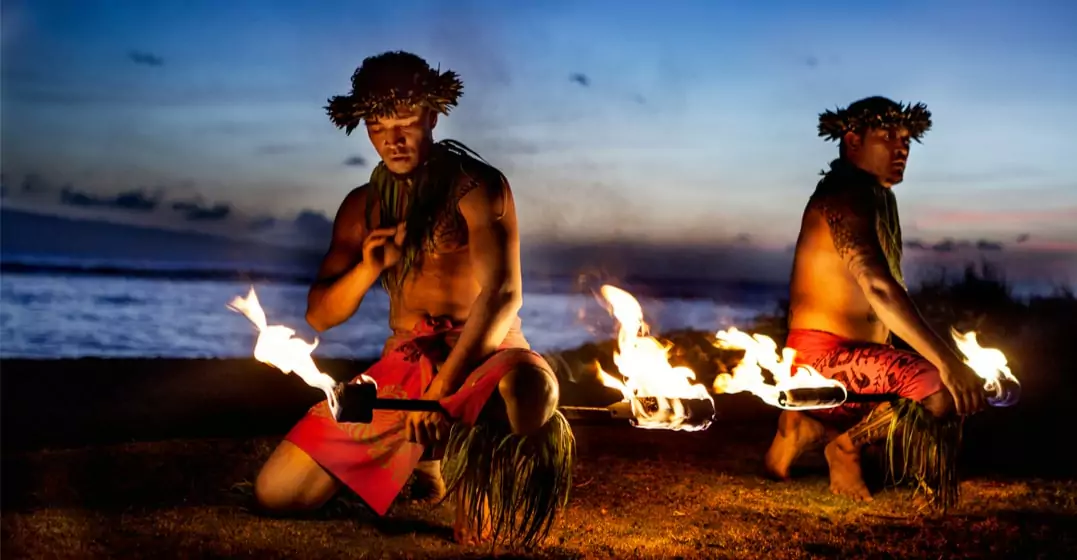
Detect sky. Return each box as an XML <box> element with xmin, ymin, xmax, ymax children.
<box><xmin>2</xmin><ymin>0</ymin><xmax>1076</xmax><ymax>284</ymax></box>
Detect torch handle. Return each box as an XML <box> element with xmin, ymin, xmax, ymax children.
<box><xmin>557</xmin><ymin>405</ymin><xmax>619</xmax><ymax>422</ymax></box>
<box><xmin>334</xmin><ymin>383</ymin><xmax>449</xmax><ymax>424</ymax></box>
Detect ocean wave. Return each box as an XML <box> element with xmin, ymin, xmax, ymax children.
<box><xmin>0</xmin><ymin>273</ymin><xmax>772</xmax><ymax>359</ymax></box>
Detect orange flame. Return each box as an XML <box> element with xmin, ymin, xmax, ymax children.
<box><xmin>951</xmin><ymin>329</ymin><xmax>1021</xmax><ymax>406</ymax></box>
<box><xmin>595</xmin><ymin>285</ymin><xmax>714</xmax><ymax>431</ymax></box>
<box><xmin>712</xmin><ymin>327</ymin><xmax>847</xmax><ymax>410</ymax></box>
<box><xmin>228</xmin><ymin>287</ymin><xmax>364</xmax><ymax>418</ymax></box>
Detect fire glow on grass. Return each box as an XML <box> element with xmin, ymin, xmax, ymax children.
<box><xmin>594</xmin><ymin>285</ymin><xmax>714</xmax><ymax>431</ymax></box>
<box><xmin>228</xmin><ymin>287</ymin><xmax>375</xmax><ymax>418</ymax></box>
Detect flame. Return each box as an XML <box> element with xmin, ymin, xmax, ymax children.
<box><xmin>712</xmin><ymin>328</ymin><xmax>847</xmax><ymax>410</ymax></box>
<box><xmin>228</xmin><ymin>287</ymin><xmax>354</xmax><ymax>417</ymax></box>
<box><xmin>595</xmin><ymin>285</ymin><xmax>714</xmax><ymax>431</ymax></box>
<box><xmin>951</xmin><ymin>329</ymin><xmax>1021</xmax><ymax>407</ymax></box>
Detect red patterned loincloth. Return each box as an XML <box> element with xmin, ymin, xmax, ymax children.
<box><xmin>786</xmin><ymin>329</ymin><xmax>944</xmax><ymax>425</ymax></box>
<box><xmin>285</xmin><ymin>316</ymin><xmax>550</xmax><ymax>515</ymax></box>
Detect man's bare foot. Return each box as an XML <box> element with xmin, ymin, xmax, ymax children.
<box><xmin>824</xmin><ymin>434</ymin><xmax>873</xmax><ymax>502</ymax></box>
<box><xmin>764</xmin><ymin>411</ymin><xmax>827</xmax><ymax>480</ymax></box>
<box><xmin>408</xmin><ymin>460</ymin><xmax>446</xmax><ymax>503</ymax></box>
<box><xmin>453</xmin><ymin>493</ymin><xmax>492</xmax><ymax>545</ymax></box>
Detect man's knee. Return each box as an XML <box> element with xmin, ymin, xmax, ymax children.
<box><xmin>498</xmin><ymin>361</ymin><xmax>559</xmax><ymax>436</ymax></box>
<box><xmin>921</xmin><ymin>390</ymin><xmax>955</xmax><ymax>419</ymax></box>
<box><xmin>254</xmin><ymin>440</ymin><xmax>338</xmax><ymax>513</ymax></box>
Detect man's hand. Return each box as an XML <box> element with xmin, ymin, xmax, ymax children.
<box><xmin>404</xmin><ymin>409</ymin><xmax>451</xmax><ymax>447</ymax></box>
<box><xmin>362</xmin><ymin>223</ymin><xmax>406</xmax><ymax>272</ymax></box>
<box><xmin>939</xmin><ymin>357</ymin><xmax>988</xmax><ymax>416</ymax></box>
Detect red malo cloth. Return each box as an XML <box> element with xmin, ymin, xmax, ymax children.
<box><xmin>285</xmin><ymin>317</ymin><xmax>547</xmax><ymax>515</ymax></box>
<box><xmin>786</xmin><ymin>328</ymin><xmax>944</xmax><ymax>424</ymax></box>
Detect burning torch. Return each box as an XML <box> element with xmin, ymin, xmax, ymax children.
<box><xmin>712</xmin><ymin>327</ymin><xmax>1021</xmax><ymax>411</ymax></box>
<box><xmin>228</xmin><ymin>287</ymin><xmax>1017</xmax><ymax>434</ymax></box>
<box><xmin>769</xmin><ymin>376</ymin><xmax>1021</xmax><ymax>409</ymax></box>
<box><xmin>228</xmin><ymin>287</ymin><xmax>718</xmax><ymax>429</ymax></box>
<box><xmin>331</xmin><ymin>382</ymin><xmax>716</xmax><ymax>430</ymax></box>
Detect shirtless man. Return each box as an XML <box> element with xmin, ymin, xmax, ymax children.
<box><xmin>764</xmin><ymin>96</ymin><xmax>986</xmax><ymax>505</ymax></box>
<box><xmin>253</xmin><ymin>51</ymin><xmax>573</xmax><ymax>547</ymax></box>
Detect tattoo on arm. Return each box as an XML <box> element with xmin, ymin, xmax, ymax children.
<box><xmin>847</xmin><ymin>403</ymin><xmax>896</xmax><ymax>446</ymax></box>
<box><xmin>454</xmin><ymin>169</ymin><xmax>508</xmax><ymax>217</ymax></box>
<box><xmin>815</xmin><ymin>188</ymin><xmax>890</xmax><ymax>282</ymax></box>
<box><xmin>454</xmin><ymin>174</ymin><xmax>483</xmax><ymax>206</ymax></box>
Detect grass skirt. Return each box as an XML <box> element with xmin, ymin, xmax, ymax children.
<box><xmin>884</xmin><ymin>398</ymin><xmax>963</xmax><ymax>510</ymax></box>
<box><xmin>440</xmin><ymin>410</ymin><xmax>576</xmax><ymax>548</ymax></box>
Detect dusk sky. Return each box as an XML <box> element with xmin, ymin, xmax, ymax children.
<box><xmin>3</xmin><ymin>0</ymin><xmax>1076</xmax><ymax>283</ymax></box>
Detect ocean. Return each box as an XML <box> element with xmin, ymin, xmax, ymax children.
<box><xmin>0</xmin><ymin>272</ymin><xmax>777</xmax><ymax>359</ymax></box>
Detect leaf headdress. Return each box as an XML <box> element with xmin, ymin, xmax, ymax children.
<box><xmin>326</xmin><ymin>50</ymin><xmax>463</xmax><ymax>134</ymax></box>
<box><xmin>818</xmin><ymin>96</ymin><xmax>932</xmax><ymax>143</ymax></box>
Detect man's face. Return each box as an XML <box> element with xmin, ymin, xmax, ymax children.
<box><xmin>845</xmin><ymin>126</ymin><xmax>912</xmax><ymax>187</ymax></box>
<box><xmin>365</xmin><ymin>105</ymin><xmax>437</xmax><ymax>175</ymax></box>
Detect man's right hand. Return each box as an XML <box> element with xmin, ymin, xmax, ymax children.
<box><xmin>361</xmin><ymin>223</ymin><xmax>407</xmax><ymax>272</ymax></box>
<box><xmin>939</xmin><ymin>356</ymin><xmax>987</xmax><ymax>416</ymax></box>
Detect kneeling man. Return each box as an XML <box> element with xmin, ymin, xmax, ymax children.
<box><xmin>254</xmin><ymin>51</ymin><xmax>574</xmax><ymax>547</ymax></box>
<box><xmin>766</xmin><ymin>96</ymin><xmax>986</xmax><ymax>507</ymax></box>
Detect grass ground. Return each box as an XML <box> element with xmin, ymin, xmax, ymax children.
<box><xmin>4</xmin><ymin>418</ymin><xmax>1076</xmax><ymax>560</ymax></box>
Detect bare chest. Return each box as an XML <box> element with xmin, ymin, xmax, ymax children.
<box><xmin>425</xmin><ymin>208</ymin><xmax>469</xmax><ymax>254</ymax></box>
<box><xmin>371</xmin><ymin>199</ymin><xmax>469</xmax><ymax>255</ymax></box>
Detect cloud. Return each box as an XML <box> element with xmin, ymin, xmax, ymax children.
<box><xmin>248</xmin><ymin>216</ymin><xmax>278</xmax><ymax>231</ymax></box>
<box><xmin>905</xmin><ymin>239</ymin><xmax>930</xmax><ymax>251</ymax></box>
<box><xmin>128</xmin><ymin>50</ymin><xmax>164</xmax><ymax>67</ymax></box>
<box><xmin>569</xmin><ymin>73</ymin><xmax>590</xmax><ymax>87</ymax></box>
<box><xmin>294</xmin><ymin>209</ymin><xmax>333</xmax><ymax>239</ymax></box>
<box><xmin>344</xmin><ymin>155</ymin><xmax>368</xmax><ymax>167</ymax></box>
<box><xmin>172</xmin><ymin>200</ymin><xmax>231</xmax><ymax>221</ymax></box>
<box><xmin>906</xmin><ymin>237</ymin><xmax>1006</xmax><ymax>253</ymax></box>
<box><xmin>931</xmin><ymin>239</ymin><xmax>961</xmax><ymax>253</ymax></box>
<box><xmin>186</xmin><ymin>205</ymin><xmax>230</xmax><ymax>221</ymax></box>
<box><xmin>60</xmin><ymin>188</ymin><xmax>159</xmax><ymax>211</ymax></box>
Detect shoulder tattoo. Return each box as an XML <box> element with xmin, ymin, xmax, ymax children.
<box><xmin>453</xmin><ymin>173</ymin><xmax>483</xmax><ymax>207</ymax></box>
<box><xmin>814</xmin><ymin>189</ymin><xmax>879</xmax><ymax>260</ymax></box>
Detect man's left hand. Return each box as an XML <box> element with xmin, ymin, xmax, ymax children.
<box><xmin>404</xmin><ymin>409</ymin><xmax>451</xmax><ymax>446</ymax></box>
